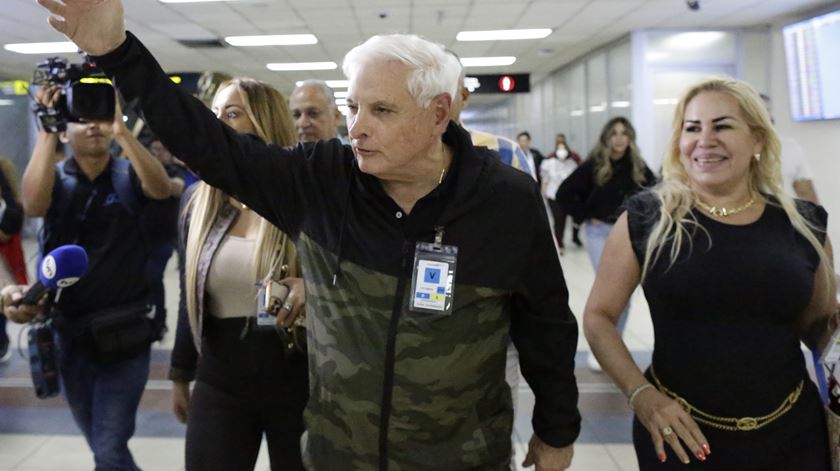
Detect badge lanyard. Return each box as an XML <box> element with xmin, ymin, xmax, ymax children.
<box><xmin>409</xmin><ymin>226</ymin><xmax>458</xmax><ymax>315</ymax></box>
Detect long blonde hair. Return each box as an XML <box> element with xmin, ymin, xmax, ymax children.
<box><xmin>184</xmin><ymin>78</ymin><xmax>298</xmax><ymax>327</ymax></box>
<box><xmin>641</xmin><ymin>78</ymin><xmax>831</xmax><ymax>290</ymax></box>
<box><xmin>589</xmin><ymin>117</ymin><xmax>648</xmax><ymax>186</ymax></box>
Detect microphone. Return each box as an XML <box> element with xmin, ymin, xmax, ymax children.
<box><xmin>19</xmin><ymin>245</ymin><xmax>89</xmax><ymax>305</ymax></box>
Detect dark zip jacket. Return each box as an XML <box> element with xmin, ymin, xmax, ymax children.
<box><xmin>556</xmin><ymin>153</ymin><xmax>655</xmax><ymax>224</ymax></box>
<box><xmin>95</xmin><ymin>32</ymin><xmax>580</xmax><ymax>470</ymax></box>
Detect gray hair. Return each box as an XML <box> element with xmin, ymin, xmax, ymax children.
<box><xmin>342</xmin><ymin>34</ymin><xmax>461</xmax><ymax>108</ymax></box>
<box><xmin>293</xmin><ymin>79</ymin><xmax>338</xmax><ymax>111</ymax></box>
<box><xmin>444</xmin><ymin>48</ymin><xmax>466</xmax><ymax>87</ymax></box>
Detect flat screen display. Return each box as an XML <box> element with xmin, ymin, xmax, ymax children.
<box><xmin>783</xmin><ymin>9</ymin><xmax>840</xmax><ymax>121</ymax></box>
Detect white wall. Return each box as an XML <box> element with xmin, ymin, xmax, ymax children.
<box><xmin>770</xmin><ymin>11</ymin><xmax>840</xmax><ymax>270</ymax></box>
<box><xmin>465</xmin><ymin>17</ymin><xmax>840</xmax><ymax>269</ymax></box>
<box><xmin>464</xmin><ymin>37</ymin><xmax>632</xmax><ymax>156</ymax></box>
<box><xmin>632</xmin><ymin>29</ymin><xmax>767</xmax><ymax>173</ymax></box>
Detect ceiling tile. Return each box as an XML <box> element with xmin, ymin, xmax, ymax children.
<box><xmin>0</xmin><ymin>0</ymin><xmax>830</xmax><ymax>83</ymax></box>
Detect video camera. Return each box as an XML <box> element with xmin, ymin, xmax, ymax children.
<box><xmin>32</xmin><ymin>56</ymin><xmax>115</xmax><ymax>133</ymax></box>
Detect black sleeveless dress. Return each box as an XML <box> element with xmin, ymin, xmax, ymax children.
<box><xmin>625</xmin><ymin>191</ymin><xmax>830</xmax><ymax>470</ymax></box>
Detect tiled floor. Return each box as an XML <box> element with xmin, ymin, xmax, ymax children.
<box><xmin>4</xmin><ymin>235</ymin><xmax>816</xmax><ymax>471</ymax></box>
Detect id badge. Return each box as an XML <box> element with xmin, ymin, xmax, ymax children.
<box><xmin>256</xmin><ymin>280</ymin><xmax>289</xmax><ymax>328</ymax></box>
<box><xmin>409</xmin><ymin>241</ymin><xmax>457</xmax><ymax>315</ymax></box>
<box><xmin>256</xmin><ymin>282</ymin><xmax>275</xmax><ymax>327</ymax></box>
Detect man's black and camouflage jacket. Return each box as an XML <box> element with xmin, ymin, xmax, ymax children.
<box><xmin>96</xmin><ymin>32</ymin><xmax>581</xmax><ymax>471</ymax></box>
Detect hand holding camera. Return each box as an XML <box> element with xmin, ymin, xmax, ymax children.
<box><xmin>31</xmin><ymin>56</ymin><xmax>115</xmax><ymax>133</ymax></box>
<box><xmin>34</xmin><ymin>84</ymin><xmax>61</xmax><ymax>109</ymax></box>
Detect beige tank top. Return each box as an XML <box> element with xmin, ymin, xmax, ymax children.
<box><xmin>205</xmin><ymin>235</ymin><xmax>259</xmax><ymax>318</ymax></box>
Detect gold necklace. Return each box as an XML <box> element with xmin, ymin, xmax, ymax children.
<box><xmin>695</xmin><ymin>195</ymin><xmax>755</xmax><ymax>217</ymax></box>
<box><xmin>438</xmin><ymin>145</ymin><xmax>450</xmax><ymax>184</ymax></box>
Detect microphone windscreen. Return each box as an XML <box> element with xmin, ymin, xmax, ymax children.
<box><xmin>38</xmin><ymin>245</ymin><xmax>89</xmax><ymax>289</ymax></box>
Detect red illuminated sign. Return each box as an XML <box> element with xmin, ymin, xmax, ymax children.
<box><xmin>498</xmin><ymin>75</ymin><xmax>515</xmax><ymax>92</ymax></box>
<box><xmin>468</xmin><ymin>74</ymin><xmax>530</xmax><ymax>94</ymax></box>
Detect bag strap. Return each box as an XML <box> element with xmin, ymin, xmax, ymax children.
<box><xmin>54</xmin><ymin>159</ymin><xmax>77</xmax><ymax>219</ymax></box>
<box><xmin>110</xmin><ymin>157</ymin><xmax>141</xmax><ymax>217</ymax></box>
<box><xmin>39</xmin><ymin>159</ymin><xmax>79</xmax><ymax>254</ymax></box>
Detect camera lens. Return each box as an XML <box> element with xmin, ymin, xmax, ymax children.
<box><xmin>67</xmin><ymin>82</ymin><xmax>115</xmax><ymax>121</ymax></box>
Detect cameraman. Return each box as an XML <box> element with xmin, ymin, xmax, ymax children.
<box><xmin>8</xmin><ymin>83</ymin><xmax>170</xmax><ymax>471</ymax></box>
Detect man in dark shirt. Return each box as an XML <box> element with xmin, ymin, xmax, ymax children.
<box><xmin>517</xmin><ymin>131</ymin><xmax>545</xmax><ymax>184</ymax></box>
<box><xmin>6</xmin><ymin>85</ymin><xmax>170</xmax><ymax>469</ymax></box>
<box><xmin>35</xmin><ymin>2</ymin><xmax>582</xmax><ymax>469</ymax></box>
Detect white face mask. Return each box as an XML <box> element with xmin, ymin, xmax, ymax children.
<box><xmin>556</xmin><ymin>147</ymin><xmax>568</xmax><ymax>159</ymax></box>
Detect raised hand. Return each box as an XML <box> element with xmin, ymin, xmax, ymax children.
<box><xmin>36</xmin><ymin>0</ymin><xmax>126</xmax><ymax>56</ymax></box>
<box><xmin>35</xmin><ymin>84</ymin><xmax>58</xmax><ymax>106</ymax></box>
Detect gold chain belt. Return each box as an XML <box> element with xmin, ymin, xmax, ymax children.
<box><xmin>650</xmin><ymin>365</ymin><xmax>803</xmax><ymax>432</ymax></box>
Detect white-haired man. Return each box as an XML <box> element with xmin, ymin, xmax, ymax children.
<box><xmin>290</xmin><ymin>79</ymin><xmax>342</xmax><ymax>143</ymax></box>
<box><xmin>37</xmin><ymin>1</ymin><xmax>581</xmax><ymax>469</ymax></box>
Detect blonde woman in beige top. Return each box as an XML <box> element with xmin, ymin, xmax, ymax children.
<box><xmin>168</xmin><ymin>78</ymin><xmax>308</xmax><ymax>471</ymax></box>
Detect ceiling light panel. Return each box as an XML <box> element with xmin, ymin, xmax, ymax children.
<box><xmin>267</xmin><ymin>62</ymin><xmax>337</xmax><ymax>71</ymax></box>
<box><xmin>159</xmin><ymin>0</ymin><xmax>238</xmax><ymax>3</ymax></box>
<box><xmin>294</xmin><ymin>80</ymin><xmax>349</xmax><ymax>88</ymax></box>
<box><xmin>225</xmin><ymin>34</ymin><xmax>318</xmax><ymax>46</ymax></box>
<box><xmin>460</xmin><ymin>56</ymin><xmax>517</xmax><ymax>67</ymax></box>
<box><xmin>3</xmin><ymin>42</ymin><xmax>78</xmax><ymax>54</ymax></box>
<box><xmin>456</xmin><ymin>29</ymin><xmax>552</xmax><ymax>41</ymax></box>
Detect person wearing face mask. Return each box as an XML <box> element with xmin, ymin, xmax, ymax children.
<box><xmin>557</xmin><ymin>117</ymin><xmax>655</xmax><ymax>371</ymax></box>
<box><xmin>168</xmin><ymin>78</ymin><xmax>309</xmax><ymax>471</ymax></box>
<box><xmin>542</xmin><ymin>134</ymin><xmax>582</xmax><ymax>252</ymax></box>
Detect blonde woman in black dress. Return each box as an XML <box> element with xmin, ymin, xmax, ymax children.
<box><xmin>583</xmin><ymin>78</ymin><xmax>836</xmax><ymax>469</ymax></box>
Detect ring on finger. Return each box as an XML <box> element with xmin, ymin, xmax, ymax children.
<box><xmin>661</xmin><ymin>426</ymin><xmax>674</xmax><ymax>436</ymax></box>
<box><xmin>282</xmin><ymin>302</ymin><xmax>293</xmax><ymax>311</ymax></box>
